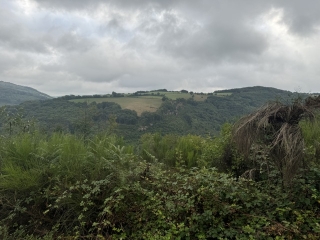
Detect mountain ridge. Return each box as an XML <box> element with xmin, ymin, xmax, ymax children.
<box><xmin>0</xmin><ymin>81</ymin><xmax>52</xmax><ymax>106</ymax></box>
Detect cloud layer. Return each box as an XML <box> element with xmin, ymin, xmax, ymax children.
<box><xmin>0</xmin><ymin>0</ymin><xmax>320</xmax><ymax>96</ymax></box>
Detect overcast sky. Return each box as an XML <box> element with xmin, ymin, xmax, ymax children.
<box><xmin>1</xmin><ymin>0</ymin><xmax>320</xmax><ymax>96</ymax></box>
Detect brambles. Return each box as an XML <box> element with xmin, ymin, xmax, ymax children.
<box><xmin>0</xmin><ymin>101</ymin><xmax>319</xmax><ymax>238</ymax></box>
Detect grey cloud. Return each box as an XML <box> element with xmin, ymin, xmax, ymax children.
<box><xmin>60</xmin><ymin>46</ymin><xmax>127</xmax><ymax>83</ymax></box>
<box><xmin>128</xmin><ymin>6</ymin><xmax>268</xmax><ymax>65</ymax></box>
<box><xmin>0</xmin><ymin>51</ymin><xmax>20</xmax><ymax>74</ymax></box>
<box><xmin>0</xmin><ymin>9</ymin><xmax>48</xmax><ymax>53</ymax></box>
<box><xmin>0</xmin><ymin>25</ymin><xmax>47</xmax><ymax>53</ymax></box>
<box><xmin>26</xmin><ymin>0</ymin><xmax>270</xmax><ymax>65</ymax></box>
<box><xmin>32</xmin><ymin>0</ymin><xmax>320</xmax><ymax>37</ymax></box>
<box><xmin>1</xmin><ymin>0</ymin><xmax>320</xmax><ymax>96</ymax></box>
<box><xmin>0</xmin><ymin>6</ymin><xmax>90</xmax><ymax>55</ymax></box>
<box><xmin>31</xmin><ymin>0</ymin><xmax>105</xmax><ymax>10</ymax></box>
<box><xmin>157</xmin><ymin>20</ymin><xmax>267</xmax><ymax>64</ymax></box>
<box><xmin>274</xmin><ymin>0</ymin><xmax>320</xmax><ymax>36</ymax></box>
<box><xmin>99</xmin><ymin>18</ymin><xmax>133</xmax><ymax>42</ymax></box>
<box><xmin>32</xmin><ymin>0</ymin><xmax>175</xmax><ymax>10</ymax></box>
<box><xmin>48</xmin><ymin>32</ymin><xmax>93</xmax><ymax>52</ymax></box>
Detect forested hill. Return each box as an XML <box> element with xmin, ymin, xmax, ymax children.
<box><xmin>212</xmin><ymin>86</ymin><xmax>302</xmax><ymax>111</ymax></box>
<box><xmin>216</xmin><ymin>86</ymin><xmax>291</xmax><ymax>94</ymax></box>
<box><xmin>1</xmin><ymin>86</ymin><xmax>306</xmax><ymax>142</ymax></box>
<box><xmin>0</xmin><ymin>81</ymin><xmax>51</xmax><ymax>106</ymax></box>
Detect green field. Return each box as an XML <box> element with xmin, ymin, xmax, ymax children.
<box><xmin>71</xmin><ymin>97</ymin><xmax>162</xmax><ymax>116</ymax></box>
<box><xmin>137</xmin><ymin>92</ymin><xmax>209</xmax><ymax>101</ymax></box>
<box><xmin>214</xmin><ymin>92</ymin><xmax>232</xmax><ymax>96</ymax></box>
<box><xmin>70</xmin><ymin>91</ymin><xmax>213</xmax><ymax>115</ymax></box>
<box><xmin>164</xmin><ymin>92</ymin><xmax>208</xmax><ymax>101</ymax></box>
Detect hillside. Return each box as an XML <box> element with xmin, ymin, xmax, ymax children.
<box><xmin>66</xmin><ymin>90</ymin><xmax>208</xmax><ymax>116</ymax></box>
<box><xmin>66</xmin><ymin>86</ymin><xmax>301</xmax><ymax>115</ymax></box>
<box><xmin>1</xmin><ymin>93</ymin><xmax>320</xmax><ymax>238</ymax></box>
<box><xmin>0</xmin><ymin>81</ymin><xmax>51</xmax><ymax>106</ymax></box>
<box><xmin>0</xmin><ymin>86</ymin><xmax>306</xmax><ymax>142</ymax></box>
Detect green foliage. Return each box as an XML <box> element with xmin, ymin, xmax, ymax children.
<box><xmin>0</xmin><ymin>131</ymin><xmax>137</xmax><ymax>238</ymax></box>
<box><xmin>0</xmin><ymin>107</ymin><xmax>37</xmax><ymax>136</ymax></box>
<box><xmin>0</xmin><ymin>112</ymin><xmax>319</xmax><ymax>238</ymax></box>
<box><xmin>140</xmin><ymin>133</ymin><xmax>207</xmax><ymax>168</ymax></box>
<box><xmin>300</xmin><ymin>113</ymin><xmax>320</xmax><ymax>162</ymax></box>
<box><xmin>200</xmin><ymin>123</ymin><xmax>240</xmax><ymax>172</ymax></box>
<box><xmin>1</xmin><ymin>86</ymin><xmax>305</xmax><ymax>145</ymax></box>
<box><xmin>139</xmin><ymin>133</ymin><xmax>176</xmax><ymax>166</ymax></box>
<box><xmin>139</xmin><ymin>123</ymin><xmax>242</xmax><ymax>172</ymax></box>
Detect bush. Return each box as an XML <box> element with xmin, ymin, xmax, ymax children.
<box><xmin>0</xmin><ymin>130</ymin><xmax>319</xmax><ymax>239</ymax></box>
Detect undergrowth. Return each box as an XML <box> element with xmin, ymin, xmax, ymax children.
<box><xmin>0</xmin><ymin>118</ymin><xmax>319</xmax><ymax>239</ymax></box>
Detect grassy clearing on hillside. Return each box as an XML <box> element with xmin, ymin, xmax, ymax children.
<box><xmin>70</xmin><ymin>92</ymin><xmax>210</xmax><ymax>115</ymax></box>
<box><xmin>71</xmin><ymin>97</ymin><xmax>162</xmax><ymax>116</ymax></box>
<box><xmin>139</xmin><ymin>91</ymin><xmax>208</xmax><ymax>101</ymax></box>
<box><xmin>160</xmin><ymin>91</ymin><xmax>208</xmax><ymax>101</ymax></box>
<box><xmin>214</xmin><ymin>92</ymin><xmax>232</xmax><ymax>96</ymax></box>
<box><xmin>192</xmin><ymin>94</ymin><xmax>208</xmax><ymax>101</ymax></box>
<box><xmin>164</xmin><ymin>92</ymin><xmax>192</xmax><ymax>100</ymax></box>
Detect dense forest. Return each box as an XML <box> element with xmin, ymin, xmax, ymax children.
<box><xmin>0</xmin><ymin>90</ymin><xmax>319</xmax><ymax>238</ymax></box>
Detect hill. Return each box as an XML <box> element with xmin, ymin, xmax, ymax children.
<box><xmin>65</xmin><ymin>86</ymin><xmax>298</xmax><ymax>116</ymax></box>
<box><xmin>66</xmin><ymin>90</ymin><xmax>208</xmax><ymax>116</ymax></box>
<box><xmin>0</xmin><ymin>86</ymin><xmax>306</xmax><ymax>142</ymax></box>
<box><xmin>0</xmin><ymin>81</ymin><xmax>51</xmax><ymax>106</ymax></box>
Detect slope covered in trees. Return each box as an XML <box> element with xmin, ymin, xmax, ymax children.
<box><xmin>0</xmin><ymin>86</ymin><xmax>307</xmax><ymax>143</ymax></box>
<box><xmin>0</xmin><ymin>81</ymin><xmax>51</xmax><ymax>106</ymax></box>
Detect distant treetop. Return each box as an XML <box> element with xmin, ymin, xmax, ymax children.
<box><xmin>150</xmin><ymin>89</ymin><xmax>167</xmax><ymax>92</ymax></box>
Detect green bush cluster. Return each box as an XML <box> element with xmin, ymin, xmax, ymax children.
<box><xmin>0</xmin><ymin>118</ymin><xmax>319</xmax><ymax>239</ymax></box>
<box><xmin>139</xmin><ymin>124</ymin><xmax>235</xmax><ymax>170</ymax></box>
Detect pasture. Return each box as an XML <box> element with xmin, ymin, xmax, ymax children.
<box><xmin>70</xmin><ymin>91</ymin><xmax>226</xmax><ymax>115</ymax></box>
<box><xmin>141</xmin><ymin>91</ymin><xmax>209</xmax><ymax>101</ymax></box>
<box><xmin>71</xmin><ymin>97</ymin><xmax>162</xmax><ymax>116</ymax></box>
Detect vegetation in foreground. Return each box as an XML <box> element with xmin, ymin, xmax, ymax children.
<box><xmin>0</xmin><ymin>98</ymin><xmax>319</xmax><ymax>239</ymax></box>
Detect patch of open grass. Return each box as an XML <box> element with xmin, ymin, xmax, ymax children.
<box><xmin>163</xmin><ymin>92</ymin><xmax>191</xmax><ymax>100</ymax></box>
<box><xmin>154</xmin><ymin>91</ymin><xmax>208</xmax><ymax>101</ymax></box>
<box><xmin>71</xmin><ymin>91</ymin><xmax>211</xmax><ymax>115</ymax></box>
<box><xmin>213</xmin><ymin>92</ymin><xmax>232</xmax><ymax>96</ymax></box>
<box><xmin>71</xmin><ymin>97</ymin><xmax>162</xmax><ymax>116</ymax></box>
<box><xmin>137</xmin><ymin>91</ymin><xmax>209</xmax><ymax>101</ymax></box>
<box><xmin>192</xmin><ymin>94</ymin><xmax>208</xmax><ymax>101</ymax></box>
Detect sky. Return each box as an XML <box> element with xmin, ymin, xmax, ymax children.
<box><xmin>1</xmin><ymin>0</ymin><xmax>320</xmax><ymax>96</ymax></box>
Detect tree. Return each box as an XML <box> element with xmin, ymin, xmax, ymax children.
<box><xmin>162</xmin><ymin>96</ymin><xmax>168</xmax><ymax>101</ymax></box>
<box><xmin>107</xmin><ymin>114</ymin><xmax>118</xmax><ymax>134</ymax></box>
<box><xmin>116</xmin><ymin>109</ymin><xmax>138</xmax><ymax>125</ymax></box>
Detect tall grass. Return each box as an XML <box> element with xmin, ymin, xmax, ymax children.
<box><xmin>0</xmin><ymin>128</ymin><xmax>319</xmax><ymax>238</ymax></box>
<box><xmin>300</xmin><ymin>113</ymin><xmax>320</xmax><ymax>162</ymax></box>
<box><xmin>0</xmin><ymin>131</ymin><xmax>141</xmax><ymax>238</ymax></box>
<box><xmin>0</xmin><ymin>133</ymin><xmax>49</xmax><ymax>191</ymax></box>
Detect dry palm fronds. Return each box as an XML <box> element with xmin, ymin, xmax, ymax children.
<box><xmin>305</xmin><ymin>95</ymin><xmax>320</xmax><ymax>109</ymax></box>
<box><xmin>232</xmin><ymin>100</ymin><xmax>314</xmax><ymax>186</ymax></box>
<box><xmin>270</xmin><ymin>123</ymin><xmax>304</xmax><ymax>185</ymax></box>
